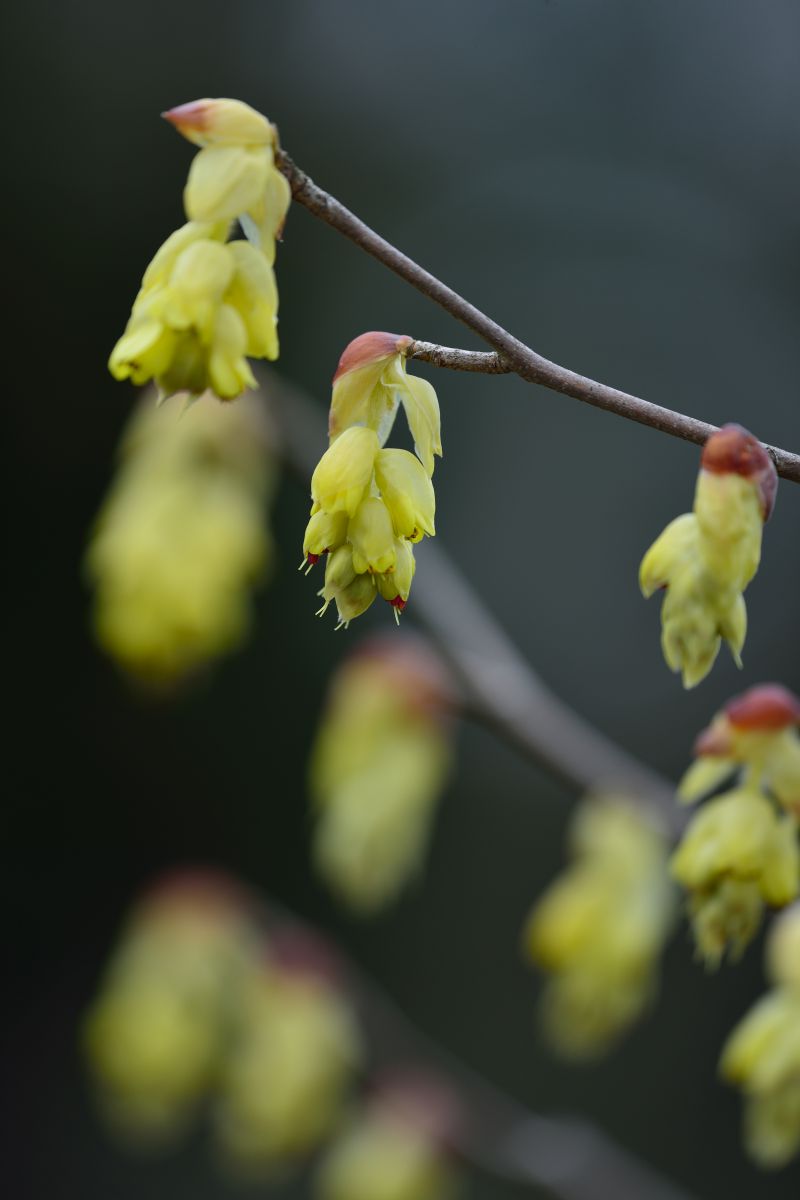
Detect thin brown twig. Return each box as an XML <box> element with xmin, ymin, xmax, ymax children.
<box><xmin>275</xmin><ymin>150</ymin><xmax>800</xmax><ymax>484</ymax></box>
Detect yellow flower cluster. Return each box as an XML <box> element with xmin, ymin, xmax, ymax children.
<box><xmin>85</xmin><ymin>392</ymin><xmax>274</xmax><ymax>684</ymax></box>
<box><xmin>672</xmin><ymin>685</ymin><xmax>800</xmax><ymax>965</ymax></box>
<box><xmin>309</xmin><ymin>636</ymin><xmax>453</xmax><ymax>912</ymax></box>
<box><xmin>720</xmin><ymin>904</ymin><xmax>800</xmax><ymax>1169</ymax></box>
<box><xmin>640</xmin><ymin>424</ymin><xmax>777</xmax><ymax>687</ymax></box>
<box><xmin>84</xmin><ymin>873</ymin><xmax>362</xmax><ymax>1169</ymax></box>
<box><xmin>109</xmin><ymin>99</ymin><xmax>289</xmax><ymax>401</ymax></box>
<box><xmin>522</xmin><ymin>795</ymin><xmax>675</xmax><ymax>1058</ymax></box>
<box><xmin>303</xmin><ymin>332</ymin><xmax>441</xmax><ymax>626</ymax></box>
<box><xmin>317</xmin><ymin>1076</ymin><xmax>459</xmax><ymax>1200</ymax></box>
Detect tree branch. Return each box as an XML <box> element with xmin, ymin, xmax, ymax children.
<box><xmin>276</xmin><ymin>150</ymin><xmax>800</xmax><ymax>485</ymax></box>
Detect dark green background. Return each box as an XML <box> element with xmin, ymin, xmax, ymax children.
<box><xmin>5</xmin><ymin>1</ymin><xmax>799</xmax><ymax>1197</ymax></box>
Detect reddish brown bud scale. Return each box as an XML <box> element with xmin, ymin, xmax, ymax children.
<box><xmin>162</xmin><ymin>100</ymin><xmax>213</xmax><ymax>135</ymax></box>
<box><xmin>725</xmin><ymin>684</ymin><xmax>800</xmax><ymax>731</ymax></box>
<box><xmin>333</xmin><ymin>332</ymin><xmax>413</xmax><ymax>382</ymax></box>
<box><xmin>694</xmin><ymin>722</ymin><xmax>733</xmax><ymax>758</ymax></box>
<box><xmin>700</xmin><ymin>423</ymin><xmax>778</xmax><ymax>520</ymax></box>
<box><xmin>141</xmin><ymin>866</ymin><xmax>255</xmax><ymax>919</ymax></box>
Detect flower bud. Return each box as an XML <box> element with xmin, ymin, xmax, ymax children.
<box><xmin>348</xmin><ymin>497</ymin><xmax>397</xmax><ymax>575</ymax></box>
<box><xmin>311</xmin><ymin>427</ymin><xmax>380</xmax><ymax>518</ymax></box>
<box><xmin>163</xmin><ymin>98</ymin><xmax>274</xmax><ymax>147</ymax></box>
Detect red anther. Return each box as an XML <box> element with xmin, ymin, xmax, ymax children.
<box><xmin>389</xmin><ymin>596</ymin><xmax>407</xmax><ymax>610</ymax></box>
<box><xmin>725</xmin><ymin>684</ymin><xmax>800</xmax><ymax>731</ymax></box>
<box><xmin>306</xmin><ymin>553</ymin><xmax>321</xmax><ymax>566</ymax></box>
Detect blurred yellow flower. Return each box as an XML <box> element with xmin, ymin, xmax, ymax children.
<box><xmin>640</xmin><ymin>424</ymin><xmax>777</xmax><ymax>688</ymax></box>
<box><xmin>85</xmin><ymin>392</ymin><xmax>274</xmax><ymax>684</ymax></box>
<box><xmin>83</xmin><ymin>872</ymin><xmax>260</xmax><ymax>1143</ymax></box>
<box><xmin>310</xmin><ymin>636</ymin><xmax>453</xmax><ymax>912</ymax></box>
<box><xmin>720</xmin><ymin>904</ymin><xmax>800</xmax><ymax>1168</ymax></box>
<box><xmin>522</xmin><ymin>795</ymin><xmax>675</xmax><ymax>1058</ymax></box>
<box><xmin>216</xmin><ymin>955</ymin><xmax>361</xmax><ymax>1170</ymax></box>
<box><xmin>316</xmin><ymin>1075</ymin><xmax>459</xmax><ymax>1200</ymax></box>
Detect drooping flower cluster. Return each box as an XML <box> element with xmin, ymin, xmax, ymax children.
<box><xmin>309</xmin><ymin>635</ymin><xmax>454</xmax><ymax>912</ymax></box>
<box><xmin>317</xmin><ymin>1074</ymin><xmax>460</xmax><ymax>1200</ymax></box>
<box><xmin>84</xmin><ymin>872</ymin><xmax>362</xmax><ymax>1170</ymax></box>
<box><xmin>672</xmin><ymin>684</ymin><xmax>800</xmax><ymax>966</ymax></box>
<box><xmin>303</xmin><ymin>332</ymin><xmax>441</xmax><ymax>626</ymax></box>
<box><xmin>522</xmin><ymin>795</ymin><xmax>675</xmax><ymax>1058</ymax></box>
<box><xmin>85</xmin><ymin>392</ymin><xmax>275</xmax><ymax>684</ymax></box>
<box><xmin>109</xmin><ymin>99</ymin><xmax>289</xmax><ymax>401</ymax></box>
<box><xmin>640</xmin><ymin>424</ymin><xmax>777</xmax><ymax>688</ymax></box>
<box><xmin>720</xmin><ymin>904</ymin><xmax>800</xmax><ymax>1169</ymax></box>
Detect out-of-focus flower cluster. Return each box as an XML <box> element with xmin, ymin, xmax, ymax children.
<box><xmin>303</xmin><ymin>332</ymin><xmax>441</xmax><ymax>625</ymax></box>
<box><xmin>720</xmin><ymin>903</ymin><xmax>800</xmax><ymax>1169</ymax></box>
<box><xmin>522</xmin><ymin>795</ymin><xmax>675</xmax><ymax>1058</ymax></box>
<box><xmin>110</xmin><ymin>98</ymin><xmax>289</xmax><ymax>401</ymax></box>
<box><xmin>84</xmin><ymin>872</ymin><xmax>458</xmax><ymax>1199</ymax></box>
<box><xmin>309</xmin><ymin>635</ymin><xmax>454</xmax><ymax>913</ymax></box>
<box><xmin>640</xmin><ymin>424</ymin><xmax>777</xmax><ymax>688</ymax></box>
<box><xmin>672</xmin><ymin>684</ymin><xmax>800</xmax><ymax>966</ymax></box>
<box><xmin>85</xmin><ymin>392</ymin><xmax>275</xmax><ymax>684</ymax></box>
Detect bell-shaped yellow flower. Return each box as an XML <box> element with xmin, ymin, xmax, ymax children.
<box><xmin>720</xmin><ymin>904</ymin><xmax>800</xmax><ymax>1168</ymax></box>
<box><xmin>311</xmin><ymin>427</ymin><xmax>380</xmax><ymax>517</ymax></box>
<box><xmin>215</xmin><ymin>959</ymin><xmax>361</xmax><ymax>1169</ymax></box>
<box><xmin>303</xmin><ymin>510</ymin><xmax>349</xmax><ymax>565</ymax></box>
<box><xmin>109</xmin><ymin>228</ymin><xmax>279</xmax><ymax>401</ymax></box>
<box><xmin>522</xmin><ymin>795</ymin><xmax>675</xmax><ymax>1058</ymax></box>
<box><xmin>85</xmin><ymin>392</ymin><xmax>274</xmax><ymax>683</ymax></box>
<box><xmin>348</xmin><ymin>497</ymin><xmax>397</xmax><ymax>575</ymax></box>
<box><xmin>377</xmin><ymin>539</ymin><xmax>417</xmax><ymax>613</ymax></box>
<box><xmin>310</xmin><ymin>637</ymin><xmax>453</xmax><ymax>912</ymax></box>
<box><xmin>640</xmin><ymin>424</ymin><xmax>777</xmax><ymax>688</ymax></box>
<box><xmin>374</xmin><ymin>449</ymin><xmax>436</xmax><ymax>542</ymax></box>
<box><xmin>316</xmin><ymin>547</ymin><xmax>378</xmax><ymax>628</ymax></box>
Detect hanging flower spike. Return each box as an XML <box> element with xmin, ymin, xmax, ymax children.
<box><xmin>720</xmin><ymin>904</ymin><xmax>800</xmax><ymax>1169</ymax></box>
<box><xmin>110</xmin><ymin>99</ymin><xmax>287</xmax><ymax>404</ymax></box>
<box><xmin>640</xmin><ymin>423</ymin><xmax>777</xmax><ymax>688</ymax></box>
<box><xmin>163</xmin><ymin>98</ymin><xmax>291</xmax><ymax>261</ymax></box>
<box><xmin>680</xmin><ymin>684</ymin><xmax>800</xmax><ymax>816</ymax></box>
<box><xmin>671</xmin><ymin>685</ymin><xmax>800</xmax><ymax>967</ymax></box>
<box><xmin>304</xmin><ymin>334</ymin><xmax>441</xmax><ymax>625</ymax></box>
